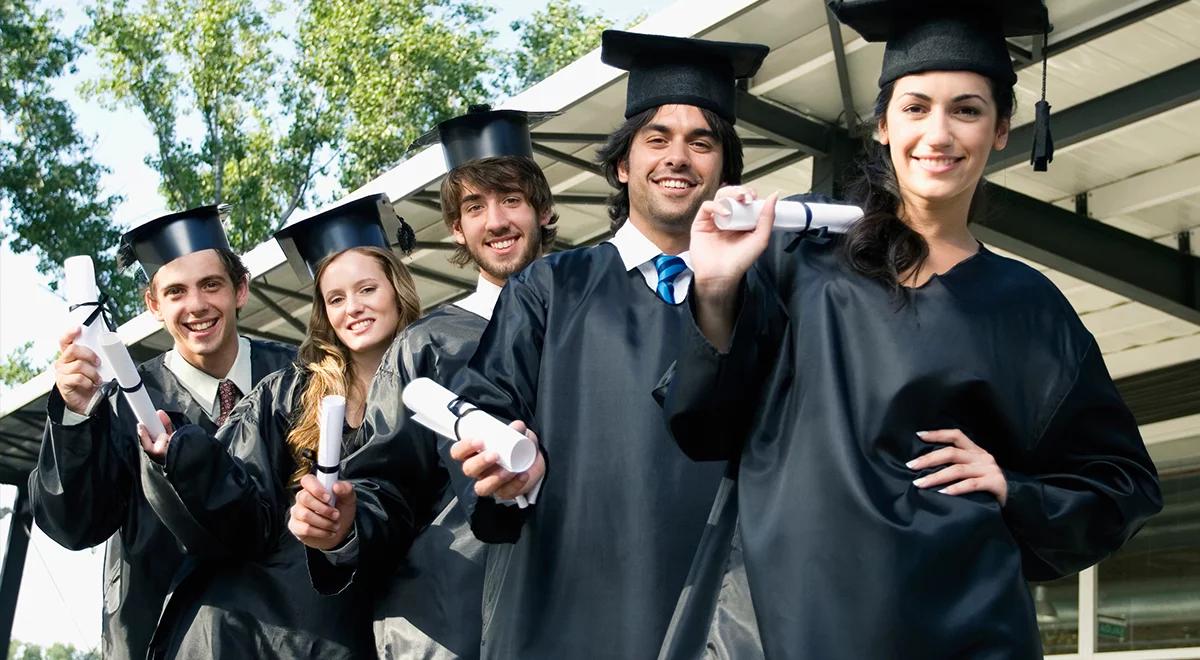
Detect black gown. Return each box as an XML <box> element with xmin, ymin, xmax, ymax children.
<box><xmin>28</xmin><ymin>338</ymin><xmax>294</xmax><ymax>660</ymax></box>
<box><xmin>308</xmin><ymin>303</ymin><xmax>491</xmax><ymax>659</ymax></box>
<box><xmin>450</xmin><ymin>244</ymin><xmax>727</xmax><ymax>660</ymax></box>
<box><xmin>139</xmin><ymin>365</ymin><xmax>445</xmax><ymax>659</ymax></box>
<box><xmin>662</xmin><ymin>233</ymin><xmax>1164</xmax><ymax>659</ymax></box>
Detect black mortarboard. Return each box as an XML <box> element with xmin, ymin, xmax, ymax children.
<box><xmin>410</xmin><ymin>104</ymin><xmax>555</xmax><ymax>171</ymax></box>
<box><xmin>601</xmin><ymin>30</ymin><xmax>769</xmax><ymax>123</ymax></box>
<box><xmin>117</xmin><ymin>204</ymin><xmax>233</xmax><ymax>279</ymax></box>
<box><xmin>828</xmin><ymin>0</ymin><xmax>1056</xmax><ymax>171</ymax></box>
<box><xmin>274</xmin><ymin>193</ymin><xmax>415</xmax><ymax>280</ymax></box>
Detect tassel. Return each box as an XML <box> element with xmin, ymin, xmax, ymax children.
<box><xmin>1030</xmin><ymin>23</ymin><xmax>1054</xmax><ymax>172</ymax></box>
<box><xmin>395</xmin><ymin>217</ymin><xmax>416</xmax><ymax>255</ymax></box>
<box><xmin>1031</xmin><ymin>99</ymin><xmax>1053</xmax><ymax>172</ymax></box>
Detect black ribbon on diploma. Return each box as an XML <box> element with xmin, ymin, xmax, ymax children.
<box><xmin>447</xmin><ymin>396</ymin><xmax>489</xmax><ymax>443</ymax></box>
<box><xmin>69</xmin><ymin>293</ymin><xmax>119</xmax><ymax>332</ymax></box>
<box><xmin>119</xmin><ymin>379</ymin><xmax>146</xmax><ymax>394</ymax></box>
<box><xmin>315</xmin><ymin>463</ymin><xmax>338</xmax><ymax>474</ymax></box>
<box><xmin>784</xmin><ymin>205</ymin><xmax>832</xmax><ymax>253</ymax></box>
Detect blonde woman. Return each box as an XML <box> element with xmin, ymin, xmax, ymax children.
<box><xmin>136</xmin><ymin>195</ymin><xmax>442</xmax><ymax>659</ymax></box>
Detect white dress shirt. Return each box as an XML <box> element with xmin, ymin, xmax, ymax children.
<box><xmin>606</xmin><ymin>220</ymin><xmax>693</xmax><ymax>303</ymax></box>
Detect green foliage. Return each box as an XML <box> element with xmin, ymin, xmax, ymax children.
<box><xmin>6</xmin><ymin>640</ymin><xmax>99</xmax><ymax>660</ymax></box>
<box><xmin>507</xmin><ymin>0</ymin><xmax>629</xmax><ymax>92</ymax></box>
<box><xmin>0</xmin><ymin>0</ymin><xmax>137</xmax><ymax>321</ymax></box>
<box><xmin>0</xmin><ymin>341</ymin><xmax>48</xmax><ymax>386</ymax></box>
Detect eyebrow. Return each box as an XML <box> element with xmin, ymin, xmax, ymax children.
<box><xmin>900</xmin><ymin>92</ymin><xmax>990</xmax><ymax>104</ymax></box>
<box><xmin>324</xmin><ymin>278</ymin><xmax>379</xmax><ymax>297</ymax></box>
<box><xmin>644</xmin><ymin>124</ymin><xmax>718</xmax><ymax>140</ymax></box>
<box><xmin>158</xmin><ymin>272</ymin><xmax>225</xmax><ymax>291</ymax></box>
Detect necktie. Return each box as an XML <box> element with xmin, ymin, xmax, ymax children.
<box><xmin>653</xmin><ymin>254</ymin><xmax>687</xmax><ymax>305</ymax></box>
<box><xmin>216</xmin><ymin>379</ymin><xmax>242</xmax><ymax>426</ymax></box>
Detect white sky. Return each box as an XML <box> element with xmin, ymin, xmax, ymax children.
<box><xmin>0</xmin><ymin>0</ymin><xmax>659</xmax><ymax>651</ymax></box>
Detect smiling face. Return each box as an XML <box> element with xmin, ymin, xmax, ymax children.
<box><xmin>879</xmin><ymin>71</ymin><xmax>1010</xmax><ymax>212</ymax></box>
<box><xmin>618</xmin><ymin>104</ymin><xmax>724</xmax><ymax>234</ymax></box>
<box><xmin>318</xmin><ymin>250</ymin><xmax>402</xmax><ymax>358</ymax></box>
<box><xmin>146</xmin><ymin>249</ymin><xmax>247</xmax><ymax>374</ymax></box>
<box><xmin>452</xmin><ymin>185</ymin><xmax>549</xmax><ymax>286</ymax></box>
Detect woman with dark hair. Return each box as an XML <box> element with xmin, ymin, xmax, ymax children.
<box><xmin>662</xmin><ymin>1</ymin><xmax>1162</xmax><ymax>658</ymax></box>
<box><xmin>134</xmin><ymin>197</ymin><xmax>443</xmax><ymax>658</ymax></box>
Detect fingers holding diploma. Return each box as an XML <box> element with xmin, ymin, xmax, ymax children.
<box><xmin>451</xmin><ymin>420</ymin><xmax>545</xmax><ymax>503</ymax></box>
<box><xmin>137</xmin><ymin>410</ymin><xmax>175</xmax><ymax>464</ymax></box>
<box><xmin>290</xmin><ymin>474</ymin><xmax>357</xmax><ymax>551</ymax></box>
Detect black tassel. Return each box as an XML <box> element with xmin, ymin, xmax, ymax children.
<box><xmin>1031</xmin><ymin>99</ymin><xmax>1054</xmax><ymax>172</ymax></box>
<box><xmin>395</xmin><ymin>217</ymin><xmax>416</xmax><ymax>255</ymax></box>
<box><xmin>116</xmin><ymin>240</ymin><xmax>137</xmax><ymax>271</ymax></box>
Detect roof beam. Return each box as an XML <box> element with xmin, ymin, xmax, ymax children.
<box><xmin>1012</xmin><ymin>0</ymin><xmax>1191</xmax><ymax>74</ymax></box>
<box><xmin>530</xmin><ymin>143</ymin><xmax>603</xmax><ymax>177</ymax></box>
<box><xmin>988</xmin><ymin>58</ymin><xmax>1200</xmax><ymax>173</ymax></box>
<box><xmin>406</xmin><ymin>264</ymin><xmax>475</xmax><ymax>292</ymax></box>
<box><xmin>735</xmin><ymin>90</ymin><xmax>835</xmax><ymax>157</ymax></box>
<box><xmin>252</xmin><ymin>281</ymin><xmax>310</xmax><ymax>303</ymax></box>
<box><xmin>1083</xmin><ymin>154</ymin><xmax>1200</xmax><ymax>219</ymax></box>
<box><xmin>974</xmin><ymin>184</ymin><xmax>1200</xmax><ymax>325</ymax></box>
<box><xmin>250</xmin><ymin>286</ymin><xmax>308</xmax><ymax>335</ymax></box>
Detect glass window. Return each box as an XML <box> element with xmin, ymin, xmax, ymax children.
<box><xmin>1033</xmin><ymin>574</ymin><xmax>1079</xmax><ymax>655</ymax></box>
<box><xmin>1096</xmin><ymin>471</ymin><xmax>1200</xmax><ymax>652</ymax></box>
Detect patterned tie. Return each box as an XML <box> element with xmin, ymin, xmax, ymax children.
<box><xmin>216</xmin><ymin>379</ymin><xmax>242</xmax><ymax>426</ymax></box>
<box><xmin>653</xmin><ymin>254</ymin><xmax>687</xmax><ymax>305</ymax></box>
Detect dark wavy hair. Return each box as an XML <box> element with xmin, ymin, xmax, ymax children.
<box><xmin>439</xmin><ymin>156</ymin><xmax>559</xmax><ymax>266</ymax></box>
<box><xmin>596</xmin><ymin>106</ymin><xmax>744</xmax><ymax>232</ymax></box>
<box><xmin>842</xmin><ymin>76</ymin><xmax>1016</xmax><ymax>295</ymax></box>
<box><xmin>144</xmin><ymin>248</ymin><xmax>250</xmax><ymax>303</ymax></box>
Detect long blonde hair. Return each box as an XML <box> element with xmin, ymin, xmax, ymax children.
<box><xmin>286</xmin><ymin>246</ymin><xmax>421</xmax><ymax>484</ymax></box>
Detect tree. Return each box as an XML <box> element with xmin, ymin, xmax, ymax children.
<box><xmin>6</xmin><ymin>641</ymin><xmax>99</xmax><ymax>660</ymax></box>
<box><xmin>507</xmin><ymin>0</ymin><xmax>629</xmax><ymax>92</ymax></box>
<box><xmin>0</xmin><ymin>0</ymin><xmax>137</xmax><ymax>321</ymax></box>
<box><xmin>0</xmin><ymin>341</ymin><xmax>47</xmax><ymax>387</ymax></box>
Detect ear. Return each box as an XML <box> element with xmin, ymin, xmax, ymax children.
<box><xmin>450</xmin><ymin>220</ymin><xmax>467</xmax><ymax>247</ymax></box>
<box><xmin>234</xmin><ymin>274</ymin><xmax>250</xmax><ymax>311</ymax></box>
<box><xmin>993</xmin><ymin>117</ymin><xmax>1010</xmax><ymax>151</ymax></box>
<box><xmin>877</xmin><ymin>118</ymin><xmax>889</xmax><ymax>146</ymax></box>
<box><xmin>617</xmin><ymin>157</ymin><xmax>630</xmax><ymax>184</ymax></box>
<box><xmin>144</xmin><ymin>288</ymin><xmax>162</xmax><ymax>321</ymax></box>
<box><xmin>538</xmin><ymin>207</ymin><xmax>553</xmax><ymax>227</ymax></box>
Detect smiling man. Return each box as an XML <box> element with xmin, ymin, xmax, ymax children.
<box><xmin>293</xmin><ymin>106</ymin><xmax>557</xmax><ymax>659</ymax></box>
<box><xmin>440</xmin><ymin>32</ymin><xmax>769</xmax><ymax>659</ymax></box>
<box><xmin>28</xmin><ymin>205</ymin><xmax>295</xmax><ymax>660</ymax></box>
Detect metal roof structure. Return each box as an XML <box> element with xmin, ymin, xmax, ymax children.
<box><xmin>2</xmin><ymin>0</ymin><xmax>1199</xmax><ymax>651</ymax></box>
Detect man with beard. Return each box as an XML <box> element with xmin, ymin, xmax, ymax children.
<box><xmin>442</xmin><ymin>31</ymin><xmax>769</xmax><ymax>659</ymax></box>
<box><xmin>29</xmin><ymin>205</ymin><xmax>295</xmax><ymax>660</ymax></box>
<box><xmin>292</xmin><ymin>106</ymin><xmax>557</xmax><ymax>659</ymax></box>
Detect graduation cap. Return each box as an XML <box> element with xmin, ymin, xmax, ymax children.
<box><xmin>274</xmin><ymin>193</ymin><xmax>415</xmax><ymax>281</ymax></box>
<box><xmin>116</xmin><ymin>204</ymin><xmax>233</xmax><ymax>279</ymax></box>
<box><xmin>828</xmin><ymin>0</ymin><xmax>1055</xmax><ymax>170</ymax></box>
<box><xmin>600</xmin><ymin>30</ymin><xmax>769</xmax><ymax>123</ymax></box>
<box><xmin>410</xmin><ymin>104</ymin><xmax>556</xmax><ymax>171</ymax></box>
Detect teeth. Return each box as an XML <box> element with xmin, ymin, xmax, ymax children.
<box><xmin>187</xmin><ymin>319</ymin><xmax>216</xmax><ymax>331</ymax></box>
<box><xmin>350</xmin><ymin>319</ymin><xmax>372</xmax><ymax>331</ymax></box>
<box><xmin>658</xmin><ymin>180</ymin><xmax>692</xmax><ymax>189</ymax></box>
<box><xmin>489</xmin><ymin>238</ymin><xmax>516</xmax><ymax>249</ymax></box>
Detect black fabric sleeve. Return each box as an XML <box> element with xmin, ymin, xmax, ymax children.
<box><xmin>1002</xmin><ymin>340</ymin><xmax>1163</xmax><ymax>581</ymax></box>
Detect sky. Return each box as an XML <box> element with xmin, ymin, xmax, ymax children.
<box><xmin>0</xmin><ymin>0</ymin><xmax>660</xmax><ymax>651</ymax></box>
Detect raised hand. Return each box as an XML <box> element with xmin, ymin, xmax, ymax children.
<box><xmin>450</xmin><ymin>420</ymin><xmax>545</xmax><ymax>501</ymax></box>
<box><xmin>54</xmin><ymin>327</ymin><xmax>103</xmax><ymax>415</ymax></box>
<box><xmin>289</xmin><ymin>474</ymin><xmax>357</xmax><ymax>551</ymax></box>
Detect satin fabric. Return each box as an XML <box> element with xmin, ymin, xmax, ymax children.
<box><xmin>29</xmin><ymin>339</ymin><xmax>294</xmax><ymax>660</ymax></box>
<box><xmin>663</xmin><ymin>234</ymin><xmax>1163</xmax><ymax>659</ymax></box>
<box><xmin>451</xmin><ymin>244</ymin><xmax>728</xmax><ymax>659</ymax></box>
<box><xmin>141</xmin><ymin>365</ymin><xmax>445</xmax><ymax>659</ymax></box>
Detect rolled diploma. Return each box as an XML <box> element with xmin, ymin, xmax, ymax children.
<box><xmin>402</xmin><ymin>378</ymin><xmax>536</xmax><ymax>507</ymax></box>
<box><xmin>317</xmin><ymin>395</ymin><xmax>345</xmax><ymax>507</ymax></box>
<box><xmin>98</xmin><ymin>334</ymin><xmax>166</xmax><ymax>439</ymax></box>
<box><xmin>715</xmin><ymin>198</ymin><xmax>863</xmax><ymax>233</ymax></box>
<box><xmin>64</xmin><ymin>256</ymin><xmax>118</xmax><ymax>383</ymax></box>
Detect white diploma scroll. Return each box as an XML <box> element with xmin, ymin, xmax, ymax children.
<box><xmin>317</xmin><ymin>395</ymin><xmax>346</xmax><ymax>506</ymax></box>
<box><xmin>716</xmin><ymin>198</ymin><xmax>863</xmax><ymax>233</ymax></box>
<box><xmin>98</xmin><ymin>334</ymin><xmax>166</xmax><ymax>439</ymax></box>
<box><xmin>64</xmin><ymin>256</ymin><xmax>118</xmax><ymax>385</ymax></box>
<box><xmin>402</xmin><ymin>378</ymin><xmax>537</xmax><ymax>508</ymax></box>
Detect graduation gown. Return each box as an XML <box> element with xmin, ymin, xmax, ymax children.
<box><xmin>662</xmin><ymin>234</ymin><xmax>1164</xmax><ymax>659</ymax></box>
<box><xmin>364</xmin><ymin>304</ymin><xmax>489</xmax><ymax>659</ymax></box>
<box><xmin>450</xmin><ymin>244</ymin><xmax>727</xmax><ymax>659</ymax></box>
<box><xmin>140</xmin><ymin>365</ymin><xmax>444</xmax><ymax>659</ymax></box>
<box><xmin>28</xmin><ymin>338</ymin><xmax>294</xmax><ymax>660</ymax></box>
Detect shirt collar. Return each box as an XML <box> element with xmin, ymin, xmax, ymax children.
<box><xmin>453</xmin><ymin>274</ymin><xmax>505</xmax><ymax>321</ymax></box>
<box><xmin>164</xmin><ymin>336</ymin><xmax>253</xmax><ymax>412</ymax></box>
<box><xmin>607</xmin><ymin>220</ymin><xmax>692</xmax><ymax>270</ymax></box>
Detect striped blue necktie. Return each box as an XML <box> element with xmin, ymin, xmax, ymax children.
<box><xmin>653</xmin><ymin>254</ymin><xmax>687</xmax><ymax>304</ymax></box>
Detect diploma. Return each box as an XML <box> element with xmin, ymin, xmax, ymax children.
<box><xmin>716</xmin><ymin>198</ymin><xmax>862</xmax><ymax>233</ymax></box>
<box><xmin>317</xmin><ymin>395</ymin><xmax>345</xmax><ymax>506</ymax></box>
<box><xmin>402</xmin><ymin>378</ymin><xmax>537</xmax><ymax>508</ymax></box>
<box><xmin>98</xmin><ymin>334</ymin><xmax>166</xmax><ymax>439</ymax></box>
<box><xmin>64</xmin><ymin>256</ymin><xmax>119</xmax><ymax>387</ymax></box>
